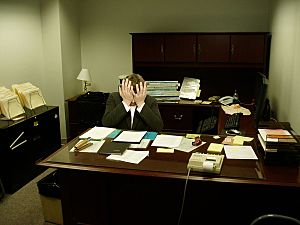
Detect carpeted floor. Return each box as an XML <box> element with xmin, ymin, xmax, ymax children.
<box><xmin>0</xmin><ymin>168</ymin><xmax>56</xmax><ymax>225</ymax></box>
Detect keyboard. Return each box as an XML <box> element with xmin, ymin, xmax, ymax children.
<box><xmin>224</xmin><ymin>113</ymin><xmax>241</xmax><ymax>130</ymax></box>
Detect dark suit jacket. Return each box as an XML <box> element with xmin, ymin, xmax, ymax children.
<box><xmin>102</xmin><ymin>92</ymin><xmax>164</xmax><ymax>132</ymax></box>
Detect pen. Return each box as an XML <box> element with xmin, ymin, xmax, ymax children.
<box><xmin>74</xmin><ymin>142</ymin><xmax>93</xmax><ymax>151</ymax></box>
<box><xmin>75</xmin><ymin>139</ymin><xmax>89</xmax><ymax>149</ymax></box>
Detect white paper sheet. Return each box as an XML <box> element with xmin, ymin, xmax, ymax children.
<box><xmin>174</xmin><ymin>137</ymin><xmax>206</xmax><ymax>153</ymax></box>
<box><xmin>113</xmin><ymin>130</ymin><xmax>147</xmax><ymax>143</ymax></box>
<box><xmin>106</xmin><ymin>150</ymin><xmax>149</xmax><ymax>164</ymax></box>
<box><xmin>129</xmin><ymin>139</ymin><xmax>151</xmax><ymax>149</ymax></box>
<box><xmin>151</xmin><ymin>135</ymin><xmax>183</xmax><ymax>148</ymax></box>
<box><xmin>79</xmin><ymin>127</ymin><xmax>115</xmax><ymax>140</ymax></box>
<box><xmin>224</xmin><ymin>145</ymin><xmax>258</xmax><ymax>160</ymax></box>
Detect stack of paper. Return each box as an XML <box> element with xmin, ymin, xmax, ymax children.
<box><xmin>0</xmin><ymin>86</ymin><xmax>25</xmax><ymax>119</ymax></box>
<box><xmin>12</xmin><ymin>82</ymin><xmax>46</xmax><ymax>109</ymax></box>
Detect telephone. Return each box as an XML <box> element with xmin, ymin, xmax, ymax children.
<box><xmin>218</xmin><ymin>96</ymin><xmax>234</xmax><ymax>105</ymax></box>
<box><xmin>187</xmin><ymin>153</ymin><xmax>224</xmax><ymax>174</ymax></box>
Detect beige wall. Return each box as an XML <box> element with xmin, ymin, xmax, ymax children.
<box><xmin>0</xmin><ymin>0</ymin><xmax>44</xmax><ymax>88</ymax></box>
<box><xmin>59</xmin><ymin>0</ymin><xmax>82</xmax><ymax>100</ymax></box>
<box><xmin>269</xmin><ymin>0</ymin><xmax>300</xmax><ymax>133</ymax></box>
<box><xmin>79</xmin><ymin>0</ymin><xmax>270</xmax><ymax>92</ymax></box>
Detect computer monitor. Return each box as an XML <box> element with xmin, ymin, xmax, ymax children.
<box><xmin>254</xmin><ymin>72</ymin><xmax>269</xmax><ymax>127</ymax></box>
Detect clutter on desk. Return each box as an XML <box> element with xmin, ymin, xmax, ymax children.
<box><xmin>221</xmin><ymin>104</ymin><xmax>251</xmax><ymax>115</ymax></box>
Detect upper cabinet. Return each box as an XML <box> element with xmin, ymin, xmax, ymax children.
<box><xmin>131</xmin><ymin>32</ymin><xmax>271</xmax><ymax>73</ymax></box>
<box><xmin>230</xmin><ymin>34</ymin><xmax>265</xmax><ymax>63</ymax></box>
<box><xmin>197</xmin><ymin>34</ymin><xmax>230</xmax><ymax>62</ymax></box>
<box><xmin>132</xmin><ymin>34</ymin><xmax>164</xmax><ymax>62</ymax></box>
<box><xmin>164</xmin><ymin>35</ymin><xmax>197</xmax><ymax>62</ymax></box>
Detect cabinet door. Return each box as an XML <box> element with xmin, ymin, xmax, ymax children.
<box><xmin>230</xmin><ymin>34</ymin><xmax>265</xmax><ymax>63</ymax></box>
<box><xmin>164</xmin><ymin>35</ymin><xmax>196</xmax><ymax>62</ymax></box>
<box><xmin>132</xmin><ymin>35</ymin><xmax>164</xmax><ymax>62</ymax></box>
<box><xmin>197</xmin><ymin>34</ymin><xmax>230</xmax><ymax>62</ymax></box>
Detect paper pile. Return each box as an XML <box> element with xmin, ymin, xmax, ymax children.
<box><xmin>12</xmin><ymin>82</ymin><xmax>46</xmax><ymax>109</ymax></box>
<box><xmin>0</xmin><ymin>86</ymin><xmax>25</xmax><ymax>119</ymax></box>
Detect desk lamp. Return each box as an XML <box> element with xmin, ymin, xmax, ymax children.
<box><xmin>77</xmin><ymin>69</ymin><xmax>91</xmax><ymax>93</ymax></box>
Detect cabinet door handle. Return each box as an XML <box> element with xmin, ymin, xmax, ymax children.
<box><xmin>174</xmin><ymin>114</ymin><xmax>183</xmax><ymax>120</ymax></box>
<box><xmin>193</xmin><ymin>44</ymin><xmax>196</xmax><ymax>54</ymax></box>
<box><xmin>231</xmin><ymin>44</ymin><xmax>235</xmax><ymax>55</ymax></box>
<box><xmin>198</xmin><ymin>43</ymin><xmax>201</xmax><ymax>56</ymax></box>
<box><xmin>160</xmin><ymin>44</ymin><xmax>164</xmax><ymax>53</ymax></box>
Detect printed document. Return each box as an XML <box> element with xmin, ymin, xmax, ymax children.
<box><xmin>113</xmin><ymin>130</ymin><xmax>147</xmax><ymax>143</ymax></box>
<box><xmin>79</xmin><ymin>126</ymin><xmax>115</xmax><ymax>140</ymax></box>
<box><xmin>151</xmin><ymin>134</ymin><xmax>183</xmax><ymax>148</ymax></box>
<box><xmin>106</xmin><ymin>150</ymin><xmax>149</xmax><ymax>164</ymax></box>
<box><xmin>224</xmin><ymin>145</ymin><xmax>258</xmax><ymax>160</ymax></box>
<box><xmin>175</xmin><ymin>137</ymin><xmax>205</xmax><ymax>153</ymax></box>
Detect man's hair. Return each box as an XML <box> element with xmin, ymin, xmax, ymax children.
<box><xmin>126</xmin><ymin>73</ymin><xmax>145</xmax><ymax>86</ymax></box>
<box><xmin>126</xmin><ymin>74</ymin><xmax>145</xmax><ymax>93</ymax></box>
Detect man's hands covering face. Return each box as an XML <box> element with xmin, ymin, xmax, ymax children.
<box><xmin>119</xmin><ymin>79</ymin><xmax>147</xmax><ymax>107</ymax></box>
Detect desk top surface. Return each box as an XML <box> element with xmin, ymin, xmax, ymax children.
<box><xmin>39</xmin><ymin>132</ymin><xmax>300</xmax><ymax>188</ymax></box>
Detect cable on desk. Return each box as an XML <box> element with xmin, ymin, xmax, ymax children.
<box><xmin>177</xmin><ymin>168</ymin><xmax>190</xmax><ymax>225</ymax></box>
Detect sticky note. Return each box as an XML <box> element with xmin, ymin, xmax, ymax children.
<box><xmin>157</xmin><ymin>148</ymin><xmax>174</xmax><ymax>153</ymax></box>
<box><xmin>207</xmin><ymin>143</ymin><xmax>224</xmax><ymax>154</ymax></box>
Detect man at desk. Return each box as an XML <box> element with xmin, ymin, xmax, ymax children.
<box><xmin>102</xmin><ymin>73</ymin><xmax>164</xmax><ymax>132</ymax></box>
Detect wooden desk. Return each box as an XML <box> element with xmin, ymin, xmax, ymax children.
<box><xmin>39</xmin><ymin>125</ymin><xmax>300</xmax><ymax>225</ymax></box>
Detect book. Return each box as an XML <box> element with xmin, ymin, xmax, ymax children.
<box><xmin>258</xmin><ymin>128</ymin><xmax>298</xmax><ymax>149</ymax></box>
<box><xmin>179</xmin><ymin>77</ymin><xmax>200</xmax><ymax>100</ymax></box>
<box><xmin>98</xmin><ymin>140</ymin><xmax>130</xmax><ymax>155</ymax></box>
<box><xmin>257</xmin><ymin>129</ymin><xmax>300</xmax><ymax>164</ymax></box>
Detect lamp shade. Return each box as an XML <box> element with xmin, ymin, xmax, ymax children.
<box><xmin>77</xmin><ymin>69</ymin><xmax>91</xmax><ymax>82</ymax></box>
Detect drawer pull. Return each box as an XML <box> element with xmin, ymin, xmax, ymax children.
<box><xmin>11</xmin><ymin>139</ymin><xmax>27</xmax><ymax>151</ymax></box>
<box><xmin>10</xmin><ymin>131</ymin><xmax>24</xmax><ymax>148</ymax></box>
<box><xmin>174</xmin><ymin>114</ymin><xmax>183</xmax><ymax>120</ymax></box>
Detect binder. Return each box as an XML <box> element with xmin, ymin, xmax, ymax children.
<box><xmin>98</xmin><ymin>140</ymin><xmax>130</xmax><ymax>155</ymax></box>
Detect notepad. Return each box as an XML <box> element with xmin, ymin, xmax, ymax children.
<box><xmin>207</xmin><ymin>143</ymin><xmax>224</xmax><ymax>154</ymax></box>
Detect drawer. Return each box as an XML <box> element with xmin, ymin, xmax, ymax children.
<box><xmin>159</xmin><ymin>106</ymin><xmax>193</xmax><ymax>131</ymax></box>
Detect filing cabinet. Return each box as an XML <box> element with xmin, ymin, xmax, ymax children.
<box><xmin>0</xmin><ymin>106</ymin><xmax>61</xmax><ymax>194</ymax></box>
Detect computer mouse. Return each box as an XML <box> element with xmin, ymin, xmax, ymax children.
<box><xmin>226</xmin><ymin>129</ymin><xmax>241</xmax><ymax>135</ymax></box>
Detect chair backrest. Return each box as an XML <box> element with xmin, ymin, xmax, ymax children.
<box><xmin>250</xmin><ymin>214</ymin><xmax>300</xmax><ymax>225</ymax></box>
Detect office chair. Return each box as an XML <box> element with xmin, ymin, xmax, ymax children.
<box><xmin>250</xmin><ymin>214</ymin><xmax>300</xmax><ymax>225</ymax></box>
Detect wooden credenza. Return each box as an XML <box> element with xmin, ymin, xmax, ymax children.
<box><xmin>131</xmin><ymin>32</ymin><xmax>271</xmax><ymax>102</ymax></box>
<box><xmin>0</xmin><ymin>106</ymin><xmax>61</xmax><ymax>194</ymax></box>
